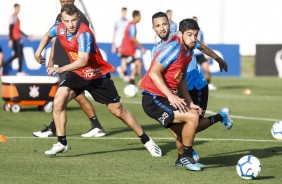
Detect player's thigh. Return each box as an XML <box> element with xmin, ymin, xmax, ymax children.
<box><xmin>54</xmin><ymin>86</ymin><xmax>76</xmax><ymax>107</ymax></box>
<box><xmin>87</xmin><ymin>76</ymin><xmax>121</xmax><ymax>104</ymax></box>
<box><xmin>173</xmin><ymin>109</ymin><xmax>199</xmax><ymax>125</ymax></box>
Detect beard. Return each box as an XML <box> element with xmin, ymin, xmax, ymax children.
<box><xmin>158</xmin><ymin>31</ymin><xmax>169</xmax><ymax>41</ymax></box>
<box><xmin>181</xmin><ymin>37</ymin><xmax>196</xmax><ymax>51</ymax></box>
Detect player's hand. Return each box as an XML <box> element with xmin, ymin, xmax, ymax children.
<box><xmin>35</xmin><ymin>54</ymin><xmax>45</xmax><ymax>64</ymax></box>
<box><xmin>189</xmin><ymin>102</ymin><xmax>202</xmax><ymax>115</ymax></box>
<box><xmin>167</xmin><ymin>93</ymin><xmax>187</xmax><ymax>112</ymax></box>
<box><xmin>46</xmin><ymin>67</ymin><xmax>59</xmax><ymax>76</ymax></box>
<box><xmin>217</xmin><ymin>58</ymin><xmax>228</xmax><ymax>72</ymax></box>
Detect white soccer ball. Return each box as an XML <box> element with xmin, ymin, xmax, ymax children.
<box><xmin>271</xmin><ymin>121</ymin><xmax>282</xmax><ymax>140</ymax></box>
<box><xmin>236</xmin><ymin>155</ymin><xmax>262</xmax><ymax>180</ymax></box>
<box><xmin>123</xmin><ymin>84</ymin><xmax>138</xmax><ymax>98</ymax></box>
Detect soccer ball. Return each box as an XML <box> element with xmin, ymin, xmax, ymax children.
<box><xmin>123</xmin><ymin>84</ymin><xmax>138</xmax><ymax>98</ymax></box>
<box><xmin>271</xmin><ymin>121</ymin><xmax>282</xmax><ymax>140</ymax></box>
<box><xmin>236</xmin><ymin>155</ymin><xmax>262</xmax><ymax>180</ymax></box>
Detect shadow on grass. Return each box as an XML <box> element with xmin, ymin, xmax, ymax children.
<box><xmin>68</xmin><ymin>123</ymin><xmax>164</xmax><ymax>137</ymax></box>
<box><xmin>63</xmin><ymin>147</ymin><xmax>146</xmax><ymax>158</ymax></box>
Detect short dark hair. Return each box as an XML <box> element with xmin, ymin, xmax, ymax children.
<box><xmin>152</xmin><ymin>12</ymin><xmax>168</xmax><ymax>25</ymax></box>
<box><xmin>179</xmin><ymin>18</ymin><xmax>200</xmax><ymax>33</ymax></box>
<box><xmin>122</xmin><ymin>7</ymin><xmax>127</xmax><ymax>11</ymax></box>
<box><xmin>14</xmin><ymin>3</ymin><xmax>20</xmax><ymax>8</ymax></box>
<box><xmin>61</xmin><ymin>3</ymin><xmax>77</xmax><ymax>15</ymax></box>
<box><xmin>132</xmin><ymin>10</ymin><xmax>140</xmax><ymax>18</ymax></box>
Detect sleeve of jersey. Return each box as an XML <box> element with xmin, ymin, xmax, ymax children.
<box><xmin>193</xmin><ymin>40</ymin><xmax>202</xmax><ymax>55</ymax></box>
<box><xmin>155</xmin><ymin>41</ymin><xmax>180</xmax><ymax>69</ymax></box>
<box><xmin>129</xmin><ymin>25</ymin><xmax>136</xmax><ymax>37</ymax></box>
<box><xmin>48</xmin><ymin>23</ymin><xmax>59</xmax><ymax>38</ymax></box>
<box><xmin>78</xmin><ymin>32</ymin><xmax>96</xmax><ymax>54</ymax></box>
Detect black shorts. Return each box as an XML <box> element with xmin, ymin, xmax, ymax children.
<box><xmin>189</xmin><ymin>84</ymin><xmax>209</xmax><ymax>118</ymax></box>
<box><xmin>59</xmin><ymin>72</ymin><xmax>120</xmax><ymax>104</ymax></box>
<box><xmin>142</xmin><ymin>93</ymin><xmax>177</xmax><ymax>128</ymax></box>
<box><xmin>59</xmin><ymin>71</ymin><xmax>69</xmax><ymax>82</ymax></box>
<box><xmin>121</xmin><ymin>55</ymin><xmax>137</xmax><ymax>64</ymax></box>
<box><xmin>196</xmin><ymin>54</ymin><xmax>207</xmax><ymax>65</ymax></box>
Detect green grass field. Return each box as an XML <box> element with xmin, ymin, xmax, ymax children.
<box><xmin>1</xmin><ymin>58</ymin><xmax>282</xmax><ymax>184</ymax></box>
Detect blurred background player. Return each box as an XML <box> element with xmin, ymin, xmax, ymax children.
<box><xmin>117</xmin><ymin>10</ymin><xmax>145</xmax><ymax>84</ymax></box>
<box><xmin>166</xmin><ymin>9</ymin><xmax>177</xmax><ymax>33</ymax></box>
<box><xmin>0</xmin><ymin>3</ymin><xmax>32</xmax><ymax>76</ymax></box>
<box><xmin>33</xmin><ymin>0</ymin><xmax>105</xmax><ymax>138</ymax></box>
<box><xmin>192</xmin><ymin>16</ymin><xmax>217</xmax><ymax>90</ymax></box>
<box><xmin>111</xmin><ymin>7</ymin><xmax>129</xmax><ymax>54</ymax></box>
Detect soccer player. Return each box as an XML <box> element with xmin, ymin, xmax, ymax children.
<box><xmin>35</xmin><ymin>4</ymin><xmax>161</xmax><ymax>157</ymax></box>
<box><xmin>140</xmin><ymin>13</ymin><xmax>202</xmax><ymax>171</ymax></box>
<box><xmin>154</xmin><ymin>10</ymin><xmax>177</xmax><ymax>44</ymax></box>
<box><xmin>173</xmin><ymin>40</ymin><xmax>233</xmax><ymax>167</ymax></box>
<box><xmin>1</xmin><ymin>3</ymin><xmax>32</xmax><ymax>75</ymax></box>
<box><xmin>145</xmin><ymin>12</ymin><xmax>233</xmax><ymax>168</ymax></box>
<box><xmin>118</xmin><ymin>10</ymin><xmax>145</xmax><ymax>84</ymax></box>
<box><xmin>192</xmin><ymin>16</ymin><xmax>217</xmax><ymax>90</ymax></box>
<box><xmin>111</xmin><ymin>7</ymin><xmax>129</xmax><ymax>54</ymax></box>
<box><xmin>33</xmin><ymin>0</ymin><xmax>105</xmax><ymax>138</ymax></box>
<box><xmin>141</xmin><ymin>12</ymin><xmax>234</xmax><ymax>171</ymax></box>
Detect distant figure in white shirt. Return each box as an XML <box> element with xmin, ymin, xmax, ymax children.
<box><xmin>112</xmin><ymin>7</ymin><xmax>129</xmax><ymax>53</ymax></box>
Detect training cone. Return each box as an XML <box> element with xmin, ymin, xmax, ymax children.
<box><xmin>0</xmin><ymin>135</ymin><xmax>8</xmax><ymax>142</ymax></box>
<box><xmin>243</xmin><ymin>88</ymin><xmax>252</xmax><ymax>95</ymax></box>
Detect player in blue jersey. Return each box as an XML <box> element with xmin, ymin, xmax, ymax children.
<box><xmin>154</xmin><ymin>9</ymin><xmax>177</xmax><ymax>44</ymax></box>
<box><xmin>192</xmin><ymin>16</ymin><xmax>217</xmax><ymax>90</ymax></box>
<box><xmin>150</xmin><ymin>12</ymin><xmax>233</xmax><ymax>168</ymax></box>
<box><xmin>166</xmin><ymin>10</ymin><xmax>177</xmax><ymax>33</ymax></box>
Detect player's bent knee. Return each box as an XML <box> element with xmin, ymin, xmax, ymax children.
<box><xmin>107</xmin><ymin>102</ymin><xmax>125</xmax><ymax>119</ymax></box>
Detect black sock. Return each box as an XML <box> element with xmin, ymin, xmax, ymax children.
<box><xmin>89</xmin><ymin>116</ymin><xmax>103</xmax><ymax>129</ymax></box>
<box><xmin>49</xmin><ymin>120</ymin><xmax>56</xmax><ymax>134</ymax></box>
<box><xmin>183</xmin><ymin>145</ymin><xmax>193</xmax><ymax>157</ymax></box>
<box><xmin>177</xmin><ymin>153</ymin><xmax>181</xmax><ymax>160</ymax></box>
<box><xmin>58</xmin><ymin>136</ymin><xmax>67</xmax><ymax>146</ymax></box>
<box><xmin>139</xmin><ymin>132</ymin><xmax>150</xmax><ymax>144</ymax></box>
<box><xmin>207</xmin><ymin>114</ymin><xmax>223</xmax><ymax>126</ymax></box>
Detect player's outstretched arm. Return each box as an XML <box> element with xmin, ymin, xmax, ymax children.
<box><xmin>35</xmin><ymin>32</ymin><xmax>53</xmax><ymax>65</ymax></box>
<box><xmin>199</xmin><ymin>43</ymin><xmax>228</xmax><ymax>72</ymax></box>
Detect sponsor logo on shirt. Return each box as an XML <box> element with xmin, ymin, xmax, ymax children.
<box><xmin>83</xmin><ymin>68</ymin><xmax>102</xmax><ymax>78</ymax></box>
<box><xmin>174</xmin><ymin>70</ymin><xmax>183</xmax><ymax>82</ymax></box>
<box><xmin>69</xmin><ymin>52</ymin><xmax>78</xmax><ymax>59</ymax></box>
<box><xmin>59</xmin><ymin>28</ymin><xmax>65</xmax><ymax>35</ymax></box>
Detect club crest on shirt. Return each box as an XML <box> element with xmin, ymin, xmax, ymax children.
<box><xmin>69</xmin><ymin>52</ymin><xmax>78</xmax><ymax>59</ymax></box>
<box><xmin>58</xmin><ymin>28</ymin><xmax>65</xmax><ymax>35</ymax></box>
<box><xmin>174</xmin><ymin>70</ymin><xmax>183</xmax><ymax>82</ymax></box>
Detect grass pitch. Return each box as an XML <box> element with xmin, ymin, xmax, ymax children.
<box><xmin>1</xmin><ymin>74</ymin><xmax>282</xmax><ymax>184</ymax></box>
